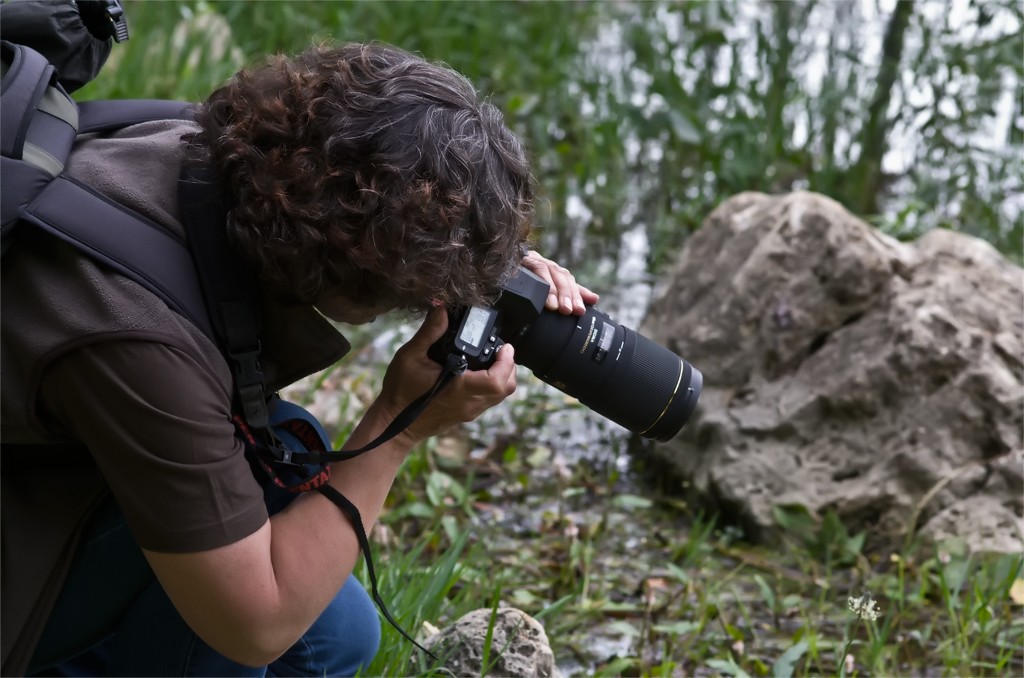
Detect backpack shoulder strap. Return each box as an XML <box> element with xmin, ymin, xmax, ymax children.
<box><xmin>179</xmin><ymin>165</ymin><xmax>268</xmax><ymax>429</ymax></box>
<box><xmin>0</xmin><ymin>40</ymin><xmax>65</xmax><ymax>160</ymax></box>
<box><xmin>78</xmin><ymin>99</ymin><xmax>193</xmax><ymax>134</ymax></box>
<box><xmin>18</xmin><ymin>174</ymin><xmax>215</xmax><ymax>338</ymax></box>
<box><xmin>0</xmin><ymin>41</ymin><xmax>79</xmax><ymax>231</ymax></box>
<box><xmin>1</xmin><ymin>47</ymin><xmax>212</xmax><ymax>336</ymax></box>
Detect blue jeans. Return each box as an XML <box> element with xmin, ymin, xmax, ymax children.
<box><xmin>29</xmin><ymin>492</ymin><xmax>381</xmax><ymax>677</ymax></box>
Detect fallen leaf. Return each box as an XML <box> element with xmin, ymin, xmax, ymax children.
<box><xmin>1009</xmin><ymin>578</ymin><xmax>1024</xmax><ymax>605</ymax></box>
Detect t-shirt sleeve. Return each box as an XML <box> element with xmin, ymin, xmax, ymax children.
<box><xmin>38</xmin><ymin>340</ymin><xmax>268</xmax><ymax>553</ymax></box>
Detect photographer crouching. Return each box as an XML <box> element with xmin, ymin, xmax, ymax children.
<box><xmin>1</xmin><ymin>40</ymin><xmax>596</xmax><ymax>676</ymax></box>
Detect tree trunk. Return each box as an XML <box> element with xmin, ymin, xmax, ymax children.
<box><xmin>854</xmin><ymin>0</ymin><xmax>914</xmax><ymax>215</ymax></box>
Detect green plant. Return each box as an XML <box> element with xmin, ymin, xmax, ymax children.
<box><xmin>772</xmin><ymin>505</ymin><xmax>867</xmax><ymax>569</ymax></box>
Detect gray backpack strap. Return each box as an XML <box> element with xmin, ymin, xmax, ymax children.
<box><xmin>78</xmin><ymin>99</ymin><xmax>193</xmax><ymax>134</ymax></box>
<box><xmin>18</xmin><ymin>174</ymin><xmax>215</xmax><ymax>339</ymax></box>
<box><xmin>2</xmin><ymin>38</ymin><xmax>212</xmax><ymax>336</ymax></box>
<box><xmin>0</xmin><ymin>40</ymin><xmax>79</xmax><ymax>230</ymax></box>
<box><xmin>0</xmin><ymin>40</ymin><xmax>69</xmax><ymax>159</ymax></box>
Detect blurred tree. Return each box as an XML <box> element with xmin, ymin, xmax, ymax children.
<box><xmin>77</xmin><ymin>0</ymin><xmax>1023</xmax><ymax>280</ymax></box>
<box><xmin>852</xmin><ymin>0</ymin><xmax>915</xmax><ymax>216</ymax></box>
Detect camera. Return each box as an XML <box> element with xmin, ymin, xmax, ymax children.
<box><xmin>428</xmin><ymin>267</ymin><xmax>702</xmax><ymax>442</ymax></box>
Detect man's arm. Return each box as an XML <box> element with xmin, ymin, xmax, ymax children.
<box><xmin>141</xmin><ymin>403</ymin><xmax>415</xmax><ymax>666</ymax></box>
<box><xmin>141</xmin><ymin>306</ymin><xmax>517</xmax><ymax>666</ymax></box>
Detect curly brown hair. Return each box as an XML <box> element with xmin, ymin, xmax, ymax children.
<box><xmin>189</xmin><ymin>42</ymin><xmax>533</xmax><ymax>311</ymax></box>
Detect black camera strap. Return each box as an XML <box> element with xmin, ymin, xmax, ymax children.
<box><xmin>316</xmin><ymin>484</ymin><xmax>439</xmax><ymax>661</ymax></box>
<box><xmin>239</xmin><ymin>356</ymin><xmax>466</xmax><ymax>666</ymax></box>
<box><xmin>254</xmin><ymin>352</ymin><xmax>468</xmax><ymax>468</ymax></box>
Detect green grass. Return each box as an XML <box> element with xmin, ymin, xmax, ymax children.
<box><xmin>359</xmin><ymin>451</ymin><xmax>1023</xmax><ymax>676</ymax></box>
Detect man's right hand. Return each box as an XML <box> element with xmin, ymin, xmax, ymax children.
<box><xmin>371</xmin><ymin>305</ymin><xmax>517</xmax><ymax>446</ymax></box>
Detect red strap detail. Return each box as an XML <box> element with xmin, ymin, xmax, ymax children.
<box><xmin>280</xmin><ymin>417</ymin><xmax>324</xmax><ymax>453</ymax></box>
<box><xmin>232</xmin><ymin>414</ymin><xmax>257</xmax><ymax>445</ymax></box>
<box><xmin>233</xmin><ymin>412</ymin><xmax>332</xmax><ymax>493</ymax></box>
<box><xmin>290</xmin><ymin>467</ymin><xmax>332</xmax><ymax>492</ymax></box>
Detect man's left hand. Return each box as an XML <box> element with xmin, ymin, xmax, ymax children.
<box><xmin>521</xmin><ymin>250</ymin><xmax>599</xmax><ymax>316</ymax></box>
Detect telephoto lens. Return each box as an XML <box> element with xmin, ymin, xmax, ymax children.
<box><xmin>428</xmin><ymin>267</ymin><xmax>703</xmax><ymax>441</ymax></box>
<box><xmin>512</xmin><ymin>306</ymin><xmax>703</xmax><ymax>442</ymax></box>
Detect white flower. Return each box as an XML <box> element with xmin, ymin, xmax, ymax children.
<box><xmin>847</xmin><ymin>593</ymin><xmax>882</xmax><ymax>621</ymax></box>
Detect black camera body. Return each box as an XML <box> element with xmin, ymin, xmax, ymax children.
<box><xmin>427</xmin><ymin>267</ymin><xmax>549</xmax><ymax>371</ymax></box>
<box><xmin>428</xmin><ymin>267</ymin><xmax>702</xmax><ymax>442</ymax></box>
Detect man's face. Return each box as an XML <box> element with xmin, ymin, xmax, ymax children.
<box><xmin>314</xmin><ymin>293</ymin><xmax>392</xmax><ymax>325</ymax></box>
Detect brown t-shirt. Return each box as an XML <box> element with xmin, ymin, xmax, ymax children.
<box><xmin>0</xmin><ymin>119</ymin><xmax>350</xmax><ymax>673</ymax></box>
<box><xmin>40</xmin><ymin>340</ymin><xmax>267</xmax><ymax>552</ymax></box>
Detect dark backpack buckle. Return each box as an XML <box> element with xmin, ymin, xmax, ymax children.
<box><xmin>229</xmin><ymin>345</ymin><xmax>268</xmax><ymax>429</ymax></box>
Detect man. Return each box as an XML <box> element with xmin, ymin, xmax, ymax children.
<box><xmin>1</xmin><ymin>42</ymin><xmax>596</xmax><ymax>675</ymax></box>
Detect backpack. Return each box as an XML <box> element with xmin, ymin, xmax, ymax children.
<box><xmin>0</xmin><ymin>0</ymin><xmax>273</xmax><ymax>428</ymax></box>
<box><xmin>0</xmin><ymin>41</ymin><xmax>209</xmax><ymax>322</ymax></box>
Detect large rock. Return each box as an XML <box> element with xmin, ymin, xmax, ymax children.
<box><xmin>640</xmin><ymin>192</ymin><xmax>1023</xmax><ymax>554</ymax></box>
<box><xmin>422</xmin><ymin>607</ymin><xmax>558</xmax><ymax>677</ymax></box>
